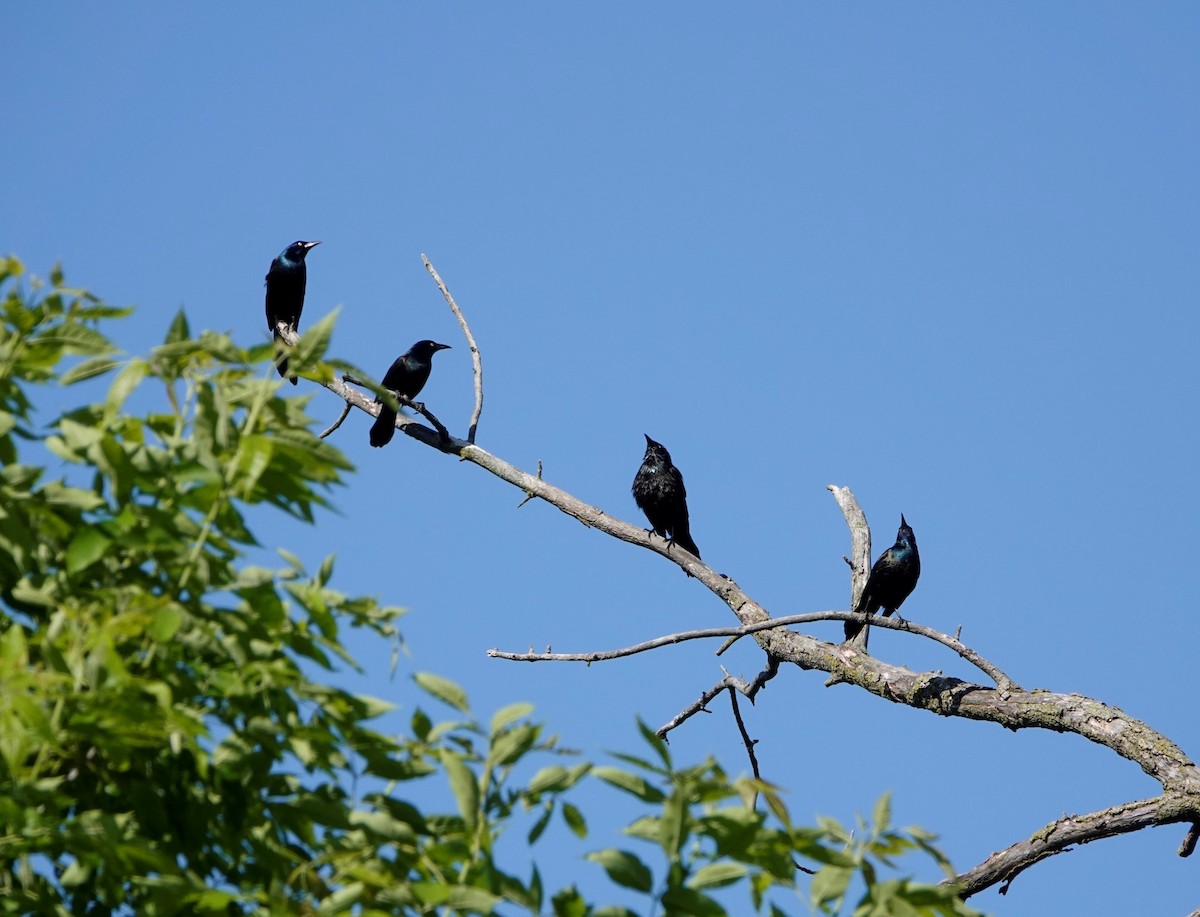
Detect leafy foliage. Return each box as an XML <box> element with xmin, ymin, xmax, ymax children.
<box><xmin>0</xmin><ymin>259</ymin><xmax>981</xmax><ymax>916</ymax></box>
<box><xmin>583</xmin><ymin>726</ymin><xmax>980</xmax><ymax>917</ymax></box>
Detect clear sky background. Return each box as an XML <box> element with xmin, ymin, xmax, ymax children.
<box><xmin>7</xmin><ymin>5</ymin><xmax>1199</xmax><ymax>915</ymax></box>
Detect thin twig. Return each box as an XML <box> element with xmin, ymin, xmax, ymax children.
<box><xmin>655</xmin><ymin>675</ymin><xmax>736</xmax><ymax>738</ymax></box>
<box><xmin>517</xmin><ymin>460</ymin><xmax>543</xmax><ymax>508</ymax></box>
<box><xmin>400</xmin><ymin>396</ymin><xmax>450</xmax><ymax>442</ymax></box>
<box><xmin>319</xmin><ymin>401</ymin><xmax>352</xmax><ymax>439</ymax></box>
<box><xmin>422</xmin><ymin>255</ymin><xmax>483</xmax><ymax>444</ymax></box>
<box><xmin>490</xmin><ymin>614</ymin><xmax>830</xmax><ymax>664</ymax></box>
<box><xmin>340</xmin><ymin>370</ymin><xmax>451</xmax><ymax>442</ymax></box>
<box><xmin>656</xmin><ymin>658</ymin><xmax>779</xmax><ymax>739</ymax></box>
<box><xmin>728</xmin><ymin>687</ymin><xmax>760</xmax><ymax>780</ymax></box>
<box><xmin>1180</xmin><ymin>821</ymin><xmax>1200</xmax><ymax>858</ymax></box>
<box><xmin>489</xmin><ymin>609</ymin><xmax>1019</xmax><ymax>690</ymax></box>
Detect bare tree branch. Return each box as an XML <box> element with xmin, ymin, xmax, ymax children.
<box><xmin>828</xmin><ymin>484</ymin><xmax>871</xmax><ymax>602</ymax></box>
<box><xmin>517</xmin><ymin>460</ymin><xmax>543</xmax><ymax>509</ymax></box>
<box><xmin>657</xmin><ymin>658</ymin><xmax>780</xmax><ymax>741</ymax></box>
<box><xmin>489</xmin><ymin>610</ymin><xmax>1018</xmax><ymax>689</ymax></box>
<box><xmin>396</xmin><ymin>395</ymin><xmax>450</xmax><ymax>442</ymax></box>
<box><xmin>728</xmin><ymin>686</ymin><xmax>761</xmax><ymax>780</ymax></box>
<box><xmin>319</xmin><ymin>399</ymin><xmax>352</xmax><ymax>439</ymax></box>
<box><xmin>827</xmin><ymin>482</ymin><xmax>879</xmax><ymax>669</ymax></box>
<box><xmin>1181</xmin><ymin>822</ymin><xmax>1200</xmax><ymax>858</ymax></box>
<box><xmin>325</xmin><ymin>370</ymin><xmax>452</xmax><ymax>443</ymax></box>
<box><xmin>951</xmin><ymin>794</ymin><xmax>1197</xmax><ymax>898</ymax></box>
<box><xmin>279</xmin><ymin>321</ymin><xmax>1200</xmax><ymax>900</ymax></box>
<box><xmin>422</xmin><ymin>255</ymin><xmax>484</xmax><ymax>444</ymax></box>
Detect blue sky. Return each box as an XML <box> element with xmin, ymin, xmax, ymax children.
<box><xmin>7</xmin><ymin>5</ymin><xmax>1200</xmax><ymax>914</ymax></box>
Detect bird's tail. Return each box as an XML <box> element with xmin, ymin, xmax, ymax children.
<box><xmin>844</xmin><ymin>591</ymin><xmax>873</xmax><ymax>641</ymax></box>
<box><xmin>274</xmin><ymin>330</ymin><xmax>297</xmax><ymax>384</ymax></box>
<box><xmin>369</xmin><ymin>405</ymin><xmax>397</xmax><ymax>447</ymax></box>
<box><xmin>672</xmin><ymin>530</ymin><xmax>701</xmax><ymax>560</ymax></box>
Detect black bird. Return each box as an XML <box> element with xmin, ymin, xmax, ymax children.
<box><xmin>844</xmin><ymin>514</ymin><xmax>920</xmax><ymax>642</ymax></box>
<box><xmin>369</xmin><ymin>340</ymin><xmax>452</xmax><ymax>447</ymax></box>
<box><xmin>265</xmin><ymin>240</ymin><xmax>320</xmax><ymax>383</ymax></box>
<box><xmin>632</xmin><ymin>435</ymin><xmax>701</xmax><ymax>559</ymax></box>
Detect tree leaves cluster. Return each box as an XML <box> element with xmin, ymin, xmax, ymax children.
<box><xmin>0</xmin><ymin>258</ymin><xmax>979</xmax><ymax>915</ymax></box>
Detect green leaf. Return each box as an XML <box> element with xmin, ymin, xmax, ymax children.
<box><xmin>528</xmin><ymin>805</ymin><xmax>553</xmax><ymax>845</ymax></box>
<box><xmin>348</xmin><ymin>809</ymin><xmax>417</xmax><ymax>843</ymax></box>
<box><xmin>150</xmin><ymin>604</ymin><xmax>184</xmax><ymax>642</ymax></box>
<box><xmin>440</xmin><ymin>749</ymin><xmax>480</xmax><ymax>830</ymax></box>
<box><xmin>41</xmin><ymin>480</ymin><xmax>106</xmax><ymax>510</ymax></box>
<box><xmin>411</xmin><ymin>707</ymin><xmax>432</xmax><ymax>741</ymax></box>
<box><xmin>528</xmin><ymin>765</ymin><xmax>570</xmax><ymax>796</ymax></box>
<box><xmin>317</xmin><ymin>881</ymin><xmax>364</xmax><ymax>913</ymax></box>
<box><xmin>624</xmin><ymin>815</ymin><xmax>663</xmax><ymax>845</ymax></box>
<box><xmin>562</xmin><ymin>802</ymin><xmax>587</xmax><ymax>839</ymax></box>
<box><xmin>686</xmin><ymin>861</ymin><xmax>748</xmax><ymax>890</ymax></box>
<box><xmin>34</xmin><ymin>322</ymin><xmax>113</xmax><ymax>356</ymax></box>
<box><xmin>66</xmin><ymin>527</ymin><xmax>111</xmax><ymax>574</ymax></box>
<box><xmin>810</xmin><ymin>864</ymin><xmax>854</xmax><ymax>907</ymax></box>
<box><xmin>104</xmin><ymin>359</ymin><xmax>148</xmax><ymax>414</ymax></box>
<box><xmin>586</xmin><ymin>848</ymin><xmax>653</xmax><ymax>893</ymax></box>
<box><xmin>660</xmin><ymin>886</ymin><xmax>725</xmax><ymax>916</ymax></box>
<box><xmin>164</xmin><ymin>308</ymin><xmax>190</xmax><ymax>344</ymax></box>
<box><xmin>413</xmin><ymin>671</ymin><xmax>469</xmax><ymax>713</ymax></box>
<box><xmin>352</xmin><ymin>693</ymin><xmax>397</xmax><ymax>719</ymax></box>
<box><xmin>58</xmin><ymin>417</ymin><xmax>104</xmax><ymax>451</ymax></box>
<box><xmin>593</xmin><ymin>765</ymin><xmax>666</xmax><ymax>804</ymax></box>
<box><xmin>289</xmin><ymin>307</ymin><xmax>340</xmax><ymax>375</ymax></box>
<box><xmin>661</xmin><ymin>784</ymin><xmax>688</xmax><ymax>857</ymax></box>
<box><xmin>491</xmin><ymin>701</ymin><xmax>534</xmax><ymax>735</ymax></box>
<box><xmin>551</xmin><ymin>886</ymin><xmax>587</xmax><ymax>917</ymax></box>
<box><xmin>443</xmin><ymin>886</ymin><xmax>502</xmax><ymax>911</ymax></box>
<box><xmin>61</xmin><ymin>355</ymin><xmax>122</xmax><ymax>384</ymax></box>
<box><xmin>637</xmin><ymin>718</ymin><xmax>672</xmax><ymax>770</ymax></box>
<box><xmin>0</xmin><ymin>626</ymin><xmax>28</xmax><ymax>667</ymax></box>
<box><xmin>489</xmin><ymin>722</ymin><xmax>538</xmax><ymax>768</ymax></box>
<box><xmin>190</xmin><ymin>890</ymin><xmax>240</xmax><ymax>911</ymax></box>
<box><xmin>873</xmin><ymin>791</ymin><xmax>893</xmax><ymax>836</ymax></box>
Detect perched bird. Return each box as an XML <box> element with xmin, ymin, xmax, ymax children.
<box><xmin>264</xmin><ymin>240</ymin><xmax>321</xmax><ymax>383</ymax></box>
<box><xmin>844</xmin><ymin>514</ymin><xmax>921</xmax><ymax>642</ymax></box>
<box><xmin>369</xmin><ymin>340</ymin><xmax>452</xmax><ymax>447</ymax></box>
<box><xmin>632</xmin><ymin>435</ymin><xmax>701</xmax><ymax>559</ymax></box>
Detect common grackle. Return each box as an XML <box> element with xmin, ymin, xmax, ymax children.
<box><xmin>632</xmin><ymin>435</ymin><xmax>701</xmax><ymax>559</ymax></box>
<box><xmin>265</xmin><ymin>240</ymin><xmax>320</xmax><ymax>383</ymax></box>
<box><xmin>844</xmin><ymin>514</ymin><xmax>920</xmax><ymax>641</ymax></box>
<box><xmin>369</xmin><ymin>340</ymin><xmax>452</xmax><ymax>447</ymax></box>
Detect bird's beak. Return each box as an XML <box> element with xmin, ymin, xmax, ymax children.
<box><xmin>900</xmin><ymin>513</ymin><xmax>908</xmax><ymax>526</ymax></box>
<box><xmin>303</xmin><ymin>241</ymin><xmax>322</xmax><ymax>251</ymax></box>
<box><xmin>434</xmin><ymin>343</ymin><xmax>452</xmax><ymax>352</ymax></box>
<box><xmin>644</xmin><ymin>434</ymin><xmax>652</xmax><ymax>445</ymax></box>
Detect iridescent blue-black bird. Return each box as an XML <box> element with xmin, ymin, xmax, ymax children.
<box><xmin>632</xmin><ymin>435</ymin><xmax>701</xmax><ymax>559</ymax></box>
<box><xmin>844</xmin><ymin>514</ymin><xmax>920</xmax><ymax>642</ymax></box>
<box><xmin>265</xmin><ymin>240</ymin><xmax>320</xmax><ymax>383</ymax></box>
<box><xmin>369</xmin><ymin>340</ymin><xmax>452</xmax><ymax>447</ymax></box>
